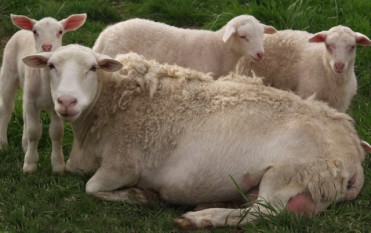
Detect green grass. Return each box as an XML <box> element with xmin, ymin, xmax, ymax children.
<box><xmin>0</xmin><ymin>0</ymin><xmax>370</xmax><ymax>232</ymax></box>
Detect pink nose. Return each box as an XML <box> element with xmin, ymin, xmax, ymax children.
<box><xmin>335</xmin><ymin>62</ymin><xmax>344</xmax><ymax>70</ymax></box>
<box><xmin>57</xmin><ymin>96</ymin><xmax>77</xmax><ymax>109</ymax></box>
<box><xmin>42</xmin><ymin>44</ymin><xmax>52</xmax><ymax>52</ymax></box>
<box><xmin>256</xmin><ymin>52</ymin><xmax>264</xmax><ymax>61</ymax></box>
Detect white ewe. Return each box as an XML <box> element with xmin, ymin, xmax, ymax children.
<box><xmin>236</xmin><ymin>25</ymin><xmax>371</xmax><ymax>112</ymax></box>
<box><xmin>23</xmin><ymin>45</ymin><xmax>367</xmax><ymax>229</ymax></box>
<box><xmin>0</xmin><ymin>14</ymin><xmax>86</xmax><ymax>173</ymax></box>
<box><xmin>93</xmin><ymin>15</ymin><xmax>276</xmax><ymax>77</ymax></box>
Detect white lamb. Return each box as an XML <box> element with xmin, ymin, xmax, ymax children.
<box><xmin>93</xmin><ymin>15</ymin><xmax>276</xmax><ymax>77</ymax></box>
<box><xmin>236</xmin><ymin>25</ymin><xmax>371</xmax><ymax>112</ymax></box>
<box><xmin>0</xmin><ymin>13</ymin><xmax>86</xmax><ymax>173</ymax></box>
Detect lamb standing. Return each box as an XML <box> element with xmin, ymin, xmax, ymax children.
<box><xmin>0</xmin><ymin>14</ymin><xmax>87</xmax><ymax>173</ymax></box>
<box><xmin>236</xmin><ymin>25</ymin><xmax>371</xmax><ymax>112</ymax></box>
<box><xmin>93</xmin><ymin>15</ymin><xmax>276</xmax><ymax>77</ymax></box>
<box><xmin>23</xmin><ymin>45</ymin><xmax>367</xmax><ymax>229</ymax></box>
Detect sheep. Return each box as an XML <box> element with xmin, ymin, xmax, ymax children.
<box><xmin>235</xmin><ymin>25</ymin><xmax>371</xmax><ymax>112</ymax></box>
<box><xmin>0</xmin><ymin>14</ymin><xmax>87</xmax><ymax>173</ymax></box>
<box><xmin>93</xmin><ymin>15</ymin><xmax>276</xmax><ymax>77</ymax></box>
<box><xmin>23</xmin><ymin>45</ymin><xmax>367</xmax><ymax>229</ymax></box>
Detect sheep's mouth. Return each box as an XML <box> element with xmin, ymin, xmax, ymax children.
<box><xmin>250</xmin><ymin>54</ymin><xmax>264</xmax><ymax>62</ymax></box>
<box><xmin>334</xmin><ymin>68</ymin><xmax>345</xmax><ymax>74</ymax></box>
<box><xmin>58</xmin><ymin>112</ymin><xmax>79</xmax><ymax>122</ymax></box>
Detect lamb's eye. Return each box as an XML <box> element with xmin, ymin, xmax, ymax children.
<box><xmin>48</xmin><ymin>63</ymin><xmax>55</xmax><ymax>69</ymax></box>
<box><xmin>349</xmin><ymin>45</ymin><xmax>355</xmax><ymax>51</ymax></box>
<box><xmin>33</xmin><ymin>30</ymin><xmax>38</xmax><ymax>36</ymax></box>
<box><xmin>90</xmin><ymin>65</ymin><xmax>97</xmax><ymax>72</ymax></box>
<box><xmin>58</xmin><ymin>30</ymin><xmax>63</xmax><ymax>35</ymax></box>
<box><xmin>326</xmin><ymin>44</ymin><xmax>334</xmax><ymax>51</ymax></box>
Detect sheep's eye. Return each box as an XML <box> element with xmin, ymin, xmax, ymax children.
<box><xmin>239</xmin><ymin>35</ymin><xmax>249</xmax><ymax>42</ymax></box>
<box><xmin>33</xmin><ymin>30</ymin><xmax>38</xmax><ymax>36</ymax></box>
<box><xmin>349</xmin><ymin>45</ymin><xmax>355</xmax><ymax>51</ymax></box>
<box><xmin>325</xmin><ymin>44</ymin><xmax>334</xmax><ymax>51</ymax></box>
<box><xmin>90</xmin><ymin>65</ymin><xmax>97</xmax><ymax>72</ymax></box>
<box><xmin>58</xmin><ymin>30</ymin><xmax>63</xmax><ymax>35</ymax></box>
<box><xmin>48</xmin><ymin>63</ymin><xmax>55</xmax><ymax>69</ymax></box>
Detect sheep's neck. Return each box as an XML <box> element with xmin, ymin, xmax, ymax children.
<box><xmin>213</xmin><ymin>29</ymin><xmax>242</xmax><ymax>76</ymax></box>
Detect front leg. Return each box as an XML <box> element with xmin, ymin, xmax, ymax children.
<box><xmin>22</xmin><ymin>102</ymin><xmax>41</xmax><ymax>173</ymax></box>
<box><xmin>85</xmin><ymin>148</ymin><xmax>143</xmax><ymax>203</ymax></box>
<box><xmin>49</xmin><ymin>110</ymin><xmax>65</xmax><ymax>174</ymax></box>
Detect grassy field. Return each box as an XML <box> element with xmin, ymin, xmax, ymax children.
<box><xmin>0</xmin><ymin>0</ymin><xmax>370</xmax><ymax>232</ymax></box>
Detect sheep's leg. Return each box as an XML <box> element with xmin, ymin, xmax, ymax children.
<box><xmin>175</xmin><ymin>167</ymin><xmax>312</xmax><ymax>229</ymax></box>
<box><xmin>91</xmin><ymin>187</ymin><xmax>160</xmax><ymax>205</ymax></box>
<box><xmin>22</xmin><ymin>108</ymin><xmax>28</xmax><ymax>152</ymax></box>
<box><xmin>49</xmin><ymin>110</ymin><xmax>65</xmax><ymax>173</ymax></box>
<box><xmin>85</xmin><ymin>152</ymin><xmax>141</xmax><ymax>196</ymax></box>
<box><xmin>22</xmin><ymin>102</ymin><xmax>41</xmax><ymax>173</ymax></box>
<box><xmin>0</xmin><ymin>68</ymin><xmax>19</xmax><ymax>148</ymax></box>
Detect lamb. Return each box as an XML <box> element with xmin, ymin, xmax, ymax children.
<box><xmin>0</xmin><ymin>14</ymin><xmax>87</xmax><ymax>173</ymax></box>
<box><xmin>236</xmin><ymin>25</ymin><xmax>371</xmax><ymax>112</ymax></box>
<box><xmin>22</xmin><ymin>45</ymin><xmax>367</xmax><ymax>229</ymax></box>
<box><xmin>93</xmin><ymin>15</ymin><xmax>276</xmax><ymax>77</ymax></box>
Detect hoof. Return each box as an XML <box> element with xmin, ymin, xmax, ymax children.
<box><xmin>23</xmin><ymin>162</ymin><xmax>37</xmax><ymax>173</ymax></box>
<box><xmin>0</xmin><ymin>140</ymin><xmax>8</xmax><ymax>150</ymax></box>
<box><xmin>174</xmin><ymin>217</ymin><xmax>196</xmax><ymax>230</ymax></box>
<box><xmin>52</xmin><ymin>163</ymin><xmax>66</xmax><ymax>174</ymax></box>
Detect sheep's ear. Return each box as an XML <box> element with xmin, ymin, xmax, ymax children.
<box><xmin>263</xmin><ymin>25</ymin><xmax>277</xmax><ymax>34</ymax></box>
<box><xmin>223</xmin><ymin>26</ymin><xmax>236</xmax><ymax>43</ymax></box>
<box><xmin>11</xmin><ymin>14</ymin><xmax>37</xmax><ymax>31</ymax></box>
<box><xmin>361</xmin><ymin>140</ymin><xmax>371</xmax><ymax>154</ymax></box>
<box><xmin>22</xmin><ymin>53</ymin><xmax>51</xmax><ymax>68</ymax></box>
<box><xmin>308</xmin><ymin>32</ymin><xmax>327</xmax><ymax>43</ymax></box>
<box><xmin>97</xmin><ymin>55</ymin><xmax>123</xmax><ymax>72</ymax></box>
<box><xmin>355</xmin><ymin>32</ymin><xmax>371</xmax><ymax>46</ymax></box>
<box><xmin>60</xmin><ymin>13</ymin><xmax>87</xmax><ymax>32</ymax></box>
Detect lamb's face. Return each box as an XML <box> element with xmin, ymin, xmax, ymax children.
<box><xmin>31</xmin><ymin>18</ymin><xmax>64</xmax><ymax>52</ymax></box>
<box><xmin>22</xmin><ymin>44</ymin><xmax>122</xmax><ymax>122</ymax></box>
<box><xmin>11</xmin><ymin>14</ymin><xmax>86</xmax><ymax>53</ymax></box>
<box><xmin>324</xmin><ymin>27</ymin><xmax>357</xmax><ymax>74</ymax></box>
<box><xmin>222</xmin><ymin>15</ymin><xmax>276</xmax><ymax>62</ymax></box>
<box><xmin>309</xmin><ymin>25</ymin><xmax>371</xmax><ymax>74</ymax></box>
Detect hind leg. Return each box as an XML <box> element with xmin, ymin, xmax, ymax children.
<box><xmin>175</xmin><ymin>162</ymin><xmax>342</xmax><ymax>229</ymax></box>
<box><xmin>0</xmin><ymin>66</ymin><xmax>19</xmax><ymax>148</ymax></box>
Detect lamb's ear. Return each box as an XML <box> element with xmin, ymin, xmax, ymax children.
<box><xmin>308</xmin><ymin>31</ymin><xmax>327</xmax><ymax>43</ymax></box>
<box><xmin>263</xmin><ymin>25</ymin><xmax>277</xmax><ymax>34</ymax></box>
<box><xmin>22</xmin><ymin>53</ymin><xmax>52</xmax><ymax>68</ymax></box>
<box><xmin>223</xmin><ymin>26</ymin><xmax>236</xmax><ymax>43</ymax></box>
<box><xmin>97</xmin><ymin>54</ymin><xmax>123</xmax><ymax>72</ymax></box>
<box><xmin>355</xmin><ymin>32</ymin><xmax>371</xmax><ymax>46</ymax></box>
<box><xmin>11</xmin><ymin>14</ymin><xmax>37</xmax><ymax>31</ymax></box>
<box><xmin>361</xmin><ymin>140</ymin><xmax>371</xmax><ymax>154</ymax></box>
<box><xmin>60</xmin><ymin>13</ymin><xmax>87</xmax><ymax>32</ymax></box>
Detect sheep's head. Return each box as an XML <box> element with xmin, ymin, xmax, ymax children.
<box><xmin>222</xmin><ymin>15</ymin><xmax>276</xmax><ymax>61</ymax></box>
<box><xmin>308</xmin><ymin>25</ymin><xmax>371</xmax><ymax>74</ymax></box>
<box><xmin>22</xmin><ymin>44</ymin><xmax>122</xmax><ymax>122</ymax></box>
<box><xmin>11</xmin><ymin>14</ymin><xmax>87</xmax><ymax>52</ymax></box>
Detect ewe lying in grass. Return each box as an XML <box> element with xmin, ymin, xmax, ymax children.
<box><xmin>23</xmin><ymin>45</ymin><xmax>367</xmax><ymax>229</ymax></box>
